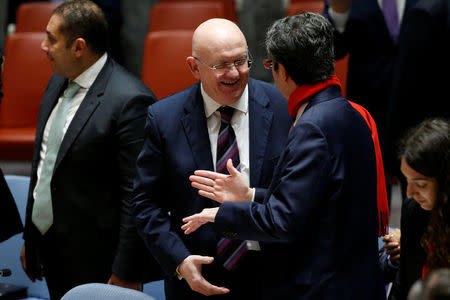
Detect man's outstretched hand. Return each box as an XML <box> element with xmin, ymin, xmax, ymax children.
<box><xmin>189</xmin><ymin>159</ymin><xmax>253</xmax><ymax>203</ymax></box>
<box><xmin>178</xmin><ymin>255</ymin><xmax>230</xmax><ymax>296</ymax></box>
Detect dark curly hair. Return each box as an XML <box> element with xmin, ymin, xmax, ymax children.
<box><xmin>399</xmin><ymin>118</ymin><xmax>450</xmax><ymax>271</ymax></box>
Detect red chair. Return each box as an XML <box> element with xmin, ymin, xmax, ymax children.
<box><xmin>149</xmin><ymin>2</ymin><xmax>225</xmax><ymax>32</ymax></box>
<box><xmin>141</xmin><ymin>30</ymin><xmax>197</xmax><ymax>100</ymax></box>
<box><xmin>0</xmin><ymin>33</ymin><xmax>53</xmax><ymax>160</ymax></box>
<box><xmin>159</xmin><ymin>0</ymin><xmax>237</xmax><ymax>22</ymax></box>
<box><xmin>287</xmin><ymin>0</ymin><xmax>324</xmax><ymax>15</ymax></box>
<box><xmin>15</xmin><ymin>2</ymin><xmax>58</xmax><ymax>32</ymax></box>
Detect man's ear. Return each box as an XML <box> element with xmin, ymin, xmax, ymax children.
<box><xmin>186</xmin><ymin>56</ymin><xmax>201</xmax><ymax>80</ymax></box>
<box><xmin>72</xmin><ymin>38</ymin><xmax>86</xmax><ymax>58</ymax></box>
<box><xmin>278</xmin><ymin>63</ymin><xmax>290</xmax><ymax>82</ymax></box>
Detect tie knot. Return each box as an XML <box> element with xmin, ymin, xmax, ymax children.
<box><xmin>63</xmin><ymin>81</ymin><xmax>81</xmax><ymax>99</ymax></box>
<box><xmin>218</xmin><ymin>106</ymin><xmax>234</xmax><ymax>123</ymax></box>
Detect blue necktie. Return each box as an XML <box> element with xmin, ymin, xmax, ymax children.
<box><xmin>32</xmin><ymin>81</ymin><xmax>80</xmax><ymax>234</ymax></box>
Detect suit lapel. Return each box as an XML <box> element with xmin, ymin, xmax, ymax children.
<box><xmin>181</xmin><ymin>84</ymin><xmax>214</xmax><ymax>171</ymax></box>
<box><xmin>248</xmin><ymin>79</ymin><xmax>273</xmax><ymax>188</ymax></box>
<box><xmin>54</xmin><ymin>58</ymin><xmax>113</xmax><ymax>170</ymax></box>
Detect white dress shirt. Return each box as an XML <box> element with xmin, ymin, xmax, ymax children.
<box><xmin>201</xmin><ymin>83</ymin><xmax>260</xmax><ymax>251</ymax></box>
<box><xmin>33</xmin><ymin>53</ymin><xmax>107</xmax><ymax>200</ymax></box>
<box><xmin>201</xmin><ymin>83</ymin><xmax>250</xmax><ymax>185</ymax></box>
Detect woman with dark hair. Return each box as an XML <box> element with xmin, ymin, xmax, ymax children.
<box><xmin>389</xmin><ymin>118</ymin><xmax>450</xmax><ymax>300</ymax></box>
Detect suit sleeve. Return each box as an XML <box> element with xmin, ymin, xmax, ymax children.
<box><xmin>216</xmin><ymin>122</ymin><xmax>331</xmax><ymax>242</ymax></box>
<box><xmin>132</xmin><ymin>106</ymin><xmax>191</xmax><ymax>277</ymax></box>
<box><xmin>0</xmin><ymin>168</ymin><xmax>23</xmax><ymax>242</ymax></box>
<box><xmin>111</xmin><ymin>93</ymin><xmax>157</xmax><ymax>280</ymax></box>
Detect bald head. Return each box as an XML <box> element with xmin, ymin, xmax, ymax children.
<box><xmin>187</xmin><ymin>18</ymin><xmax>250</xmax><ymax>106</ymax></box>
<box><xmin>192</xmin><ymin>18</ymin><xmax>247</xmax><ymax>58</ymax></box>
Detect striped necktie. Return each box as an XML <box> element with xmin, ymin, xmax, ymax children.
<box><xmin>216</xmin><ymin>106</ymin><xmax>248</xmax><ymax>271</ymax></box>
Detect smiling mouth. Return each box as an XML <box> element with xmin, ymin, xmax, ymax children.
<box><xmin>221</xmin><ymin>79</ymin><xmax>239</xmax><ymax>86</ymax></box>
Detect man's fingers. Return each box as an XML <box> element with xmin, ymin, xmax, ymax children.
<box><xmin>386</xmin><ymin>247</ymin><xmax>400</xmax><ymax>256</ymax></box>
<box><xmin>193</xmin><ymin>279</ymin><xmax>230</xmax><ymax>296</ymax></box>
<box><xmin>181</xmin><ymin>220</ymin><xmax>200</xmax><ymax>234</ymax></box>
<box><xmin>198</xmin><ymin>190</ymin><xmax>222</xmax><ymax>202</ymax></box>
<box><xmin>194</xmin><ymin>170</ymin><xmax>228</xmax><ymax>180</ymax></box>
<box><xmin>189</xmin><ymin>175</ymin><xmax>215</xmax><ymax>186</ymax></box>
<box><xmin>226</xmin><ymin>159</ymin><xmax>239</xmax><ymax>176</ymax></box>
<box><xmin>192</xmin><ymin>255</ymin><xmax>214</xmax><ymax>265</ymax></box>
<box><xmin>191</xmin><ymin>181</ymin><xmax>215</xmax><ymax>193</ymax></box>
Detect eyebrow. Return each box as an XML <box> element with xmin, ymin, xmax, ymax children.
<box><xmin>46</xmin><ymin>30</ymin><xmax>55</xmax><ymax>39</ymax></box>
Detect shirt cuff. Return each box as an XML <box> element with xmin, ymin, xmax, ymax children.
<box><xmin>175</xmin><ymin>266</ymin><xmax>183</xmax><ymax>280</ymax></box>
<box><xmin>328</xmin><ymin>6</ymin><xmax>350</xmax><ymax>33</ymax></box>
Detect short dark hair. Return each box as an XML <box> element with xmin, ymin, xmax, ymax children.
<box><xmin>265</xmin><ymin>12</ymin><xmax>335</xmax><ymax>86</ymax></box>
<box><xmin>53</xmin><ymin>0</ymin><xmax>108</xmax><ymax>55</ymax></box>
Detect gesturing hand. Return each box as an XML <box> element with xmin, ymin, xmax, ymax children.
<box><xmin>178</xmin><ymin>255</ymin><xmax>230</xmax><ymax>296</ymax></box>
<box><xmin>189</xmin><ymin>159</ymin><xmax>253</xmax><ymax>203</ymax></box>
<box><xmin>182</xmin><ymin>207</ymin><xmax>219</xmax><ymax>234</ymax></box>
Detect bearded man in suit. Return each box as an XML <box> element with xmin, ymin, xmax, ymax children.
<box><xmin>20</xmin><ymin>1</ymin><xmax>158</xmax><ymax>299</ymax></box>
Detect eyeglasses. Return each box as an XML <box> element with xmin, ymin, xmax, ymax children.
<box><xmin>263</xmin><ymin>59</ymin><xmax>273</xmax><ymax>70</ymax></box>
<box><xmin>194</xmin><ymin>52</ymin><xmax>252</xmax><ymax>74</ymax></box>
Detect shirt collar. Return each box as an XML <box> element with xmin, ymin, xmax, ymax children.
<box><xmin>73</xmin><ymin>53</ymin><xmax>107</xmax><ymax>89</ymax></box>
<box><xmin>201</xmin><ymin>82</ymin><xmax>249</xmax><ymax>118</ymax></box>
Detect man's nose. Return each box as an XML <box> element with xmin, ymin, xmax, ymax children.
<box><xmin>41</xmin><ymin>39</ymin><xmax>48</xmax><ymax>52</ymax></box>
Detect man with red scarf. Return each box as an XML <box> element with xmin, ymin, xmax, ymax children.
<box><xmin>183</xmin><ymin>12</ymin><xmax>389</xmax><ymax>299</ymax></box>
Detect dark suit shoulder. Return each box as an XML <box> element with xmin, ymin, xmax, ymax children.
<box><xmin>106</xmin><ymin>59</ymin><xmax>156</xmax><ymax>101</ymax></box>
<box><xmin>147</xmin><ymin>82</ymin><xmax>200</xmax><ymax>120</ymax></box>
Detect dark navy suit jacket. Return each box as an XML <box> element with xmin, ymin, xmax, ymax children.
<box><xmin>133</xmin><ymin>78</ymin><xmax>291</xmax><ymax>299</ymax></box>
<box><xmin>215</xmin><ymin>86</ymin><xmax>386</xmax><ymax>299</ymax></box>
<box><xmin>385</xmin><ymin>0</ymin><xmax>450</xmax><ymax>175</ymax></box>
<box><xmin>324</xmin><ymin>0</ymin><xmax>419</xmax><ymax>145</ymax></box>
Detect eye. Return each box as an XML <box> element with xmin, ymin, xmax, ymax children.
<box><xmin>234</xmin><ymin>59</ymin><xmax>247</xmax><ymax>66</ymax></box>
<box><xmin>416</xmin><ymin>183</ymin><xmax>427</xmax><ymax>189</ymax></box>
<box><xmin>212</xmin><ymin>62</ymin><xmax>228</xmax><ymax>70</ymax></box>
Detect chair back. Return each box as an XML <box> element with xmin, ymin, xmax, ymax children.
<box><xmin>0</xmin><ymin>175</ymin><xmax>50</xmax><ymax>299</ymax></box>
<box><xmin>61</xmin><ymin>283</ymin><xmax>156</xmax><ymax>300</ymax></box>
<box><xmin>159</xmin><ymin>0</ymin><xmax>236</xmax><ymax>22</ymax></box>
<box><xmin>0</xmin><ymin>32</ymin><xmax>52</xmax><ymax>160</ymax></box>
<box><xmin>149</xmin><ymin>2</ymin><xmax>225</xmax><ymax>32</ymax></box>
<box><xmin>141</xmin><ymin>30</ymin><xmax>196</xmax><ymax>100</ymax></box>
<box><xmin>15</xmin><ymin>2</ymin><xmax>59</xmax><ymax>32</ymax></box>
<box><xmin>286</xmin><ymin>0</ymin><xmax>324</xmax><ymax>15</ymax></box>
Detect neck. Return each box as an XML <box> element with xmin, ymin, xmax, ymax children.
<box><xmin>69</xmin><ymin>52</ymin><xmax>104</xmax><ymax>80</ymax></box>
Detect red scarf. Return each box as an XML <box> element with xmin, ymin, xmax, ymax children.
<box><xmin>288</xmin><ymin>74</ymin><xmax>389</xmax><ymax>236</ymax></box>
<box><xmin>288</xmin><ymin>74</ymin><xmax>341</xmax><ymax>118</ymax></box>
<box><xmin>349</xmin><ymin>101</ymin><xmax>389</xmax><ymax>236</ymax></box>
